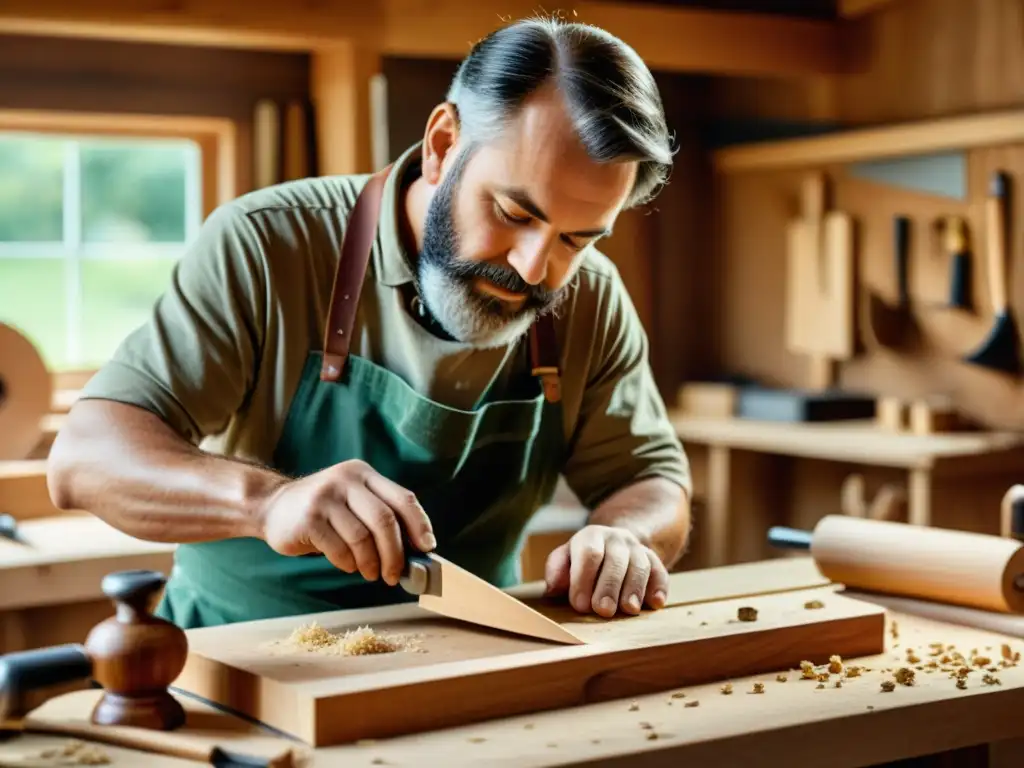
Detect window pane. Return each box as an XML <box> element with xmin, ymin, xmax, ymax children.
<box><xmin>0</xmin><ymin>135</ymin><xmax>64</xmax><ymax>242</ymax></box>
<box><xmin>79</xmin><ymin>256</ymin><xmax>180</xmax><ymax>367</ymax></box>
<box><xmin>80</xmin><ymin>138</ymin><xmax>192</xmax><ymax>244</ymax></box>
<box><xmin>0</xmin><ymin>257</ymin><xmax>69</xmax><ymax>368</ymax></box>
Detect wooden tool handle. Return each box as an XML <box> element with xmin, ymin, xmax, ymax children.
<box><xmin>808</xmin><ymin>515</ymin><xmax>1024</xmax><ymax>614</ymax></box>
<box><xmin>985</xmin><ymin>171</ymin><xmax>1009</xmax><ymax>311</ymax></box>
<box><xmin>0</xmin><ymin>644</ymin><xmax>93</xmax><ymax>722</ymax></box>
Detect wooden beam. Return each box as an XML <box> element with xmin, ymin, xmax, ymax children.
<box><xmin>0</xmin><ymin>0</ymin><xmax>842</xmax><ymax>77</ymax></box>
<box><xmin>839</xmin><ymin>0</ymin><xmax>901</xmax><ymax>18</ymax></box>
<box><xmin>712</xmin><ymin>108</ymin><xmax>1024</xmax><ymax>172</ymax></box>
<box><xmin>311</xmin><ymin>43</ymin><xmax>383</xmax><ymax>176</ymax></box>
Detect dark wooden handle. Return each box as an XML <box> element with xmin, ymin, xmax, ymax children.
<box><xmin>101</xmin><ymin>569</ymin><xmax>166</xmax><ymax>609</ymax></box>
<box><xmin>0</xmin><ymin>644</ymin><xmax>92</xmax><ymax>721</ymax></box>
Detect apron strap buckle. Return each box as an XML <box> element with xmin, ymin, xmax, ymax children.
<box><xmin>532</xmin><ymin>365</ymin><xmax>561</xmax><ymax>403</ymax></box>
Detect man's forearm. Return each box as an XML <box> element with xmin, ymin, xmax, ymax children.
<box><xmin>588</xmin><ymin>476</ymin><xmax>691</xmax><ymax>567</ymax></box>
<box><xmin>47</xmin><ymin>400</ymin><xmax>285</xmax><ymax>544</ymax></box>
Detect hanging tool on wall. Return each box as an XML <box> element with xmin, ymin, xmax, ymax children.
<box><xmin>863</xmin><ymin>214</ymin><xmax>921</xmax><ymax>350</ymax></box>
<box><xmin>933</xmin><ymin>215</ymin><xmax>972</xmax><ymax>311</ymax></box>
<box><xmin>964</xmin><ymin>170</ymin><xmax>1020</xmax><ymax>375</ymax></box>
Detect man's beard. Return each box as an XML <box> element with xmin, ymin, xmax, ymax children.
<box><xmin>415</xmin><ymin>154</ymin><xmax>568</xmax><ymax>348</ymax></box>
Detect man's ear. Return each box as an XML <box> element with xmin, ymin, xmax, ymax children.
<box><xmin>421</xmin><ymin>102</ymin><xmax>460</xmax><ymax>185</ymax></box>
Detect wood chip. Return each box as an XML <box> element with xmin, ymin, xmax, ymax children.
<box><xmin>750</xmin><ymin>682</ymin><xmax>765</xmax><ymax>694</ymax></box>
<box><xmin>880</xmin><ymin>680</ymin><xmax>896</xmax><ymax>692</ymax></box>
<box><xmin>720</xmin><ymin>683</ymin><xmax>733</xmax><ymax>695</ymax></box>
<box><xmin>737</xmin><ymin>606</ymin><xmax>758</xmax><ymax>622</ymax></box>
<box><xmin>776</xmin><ymin>673</ymin><xmax>788</xmax><ymax>682</ymax></box>
<box><xmin>670</xmin><ymin>691</ymin><xmax>686</xmax><ymax>699</ymax></box>
<box><xmin>983</xmin><ymin>674</ymin><xmax>1001</xmax><ymax>686</ymax></box>
<box><xmin>684</xmin><ymin>700</ymin><xmax>700</xmax><ymax>708</ymax></box>
<box><xmin>804</xmin><ymin>600</ymin><xmax>824</xmax><ymax>610</ymax></box>
<box><xmin>828</xmin><ymin>655</ymin><xmax>843</xmax><ymax>674</ymax></box>
<box><xmin>894</xmin><ymin>668</ymin><xmax>915</xmax><ymax>686</ymax></box>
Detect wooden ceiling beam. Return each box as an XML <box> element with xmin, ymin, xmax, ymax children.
<box><xmin>0</xmin><ymin>0</ymin><xmax>842</xmax><ymax>76</ymax></box>
<box><xmin>838</xmin><ymin>0</ymin><xmax>901</xmax><ymax>18</ymax></box>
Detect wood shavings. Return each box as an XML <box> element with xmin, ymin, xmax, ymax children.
<box><xmin>889</xmin><ymin>620</ymin><xmax>899</xmax><ymax>639</ymax></box>
<box><xmin>815</xmin><ymin>683</ymin><xmax>825</xmax><ymax>689</ymax></box>
<box><xmin>628</xmin><ymin>701</ymin><xmax>639</xmax><ymax>711</ymax></box>
<box><xmin>828</xmin><ymin>655</ymin><xmax>843</xmax><ymax>674</ymax></box>
<box><xmin>684</xmin><ymin>700</ymin><xmax>700</xmax><ymax>708</ymax></box>
<box><xmin>894</xmin><ymin>668</ymin><xmax>915</xmax><ymax>686</ymax></box>
<box><xmin>880</xmin><ymin>680</ymin><xmax>895</xmax><ymax>692</ymax></box>
<box><xmin>834</xmin><ymin>680</ymin><xmax>843</xmax><ymax>689</ymax></box>
<box><xmin>983</xmin><ymin>674</ymin><xmax>1001</xmax><ymax>686</ymax></box>
<box><xmin>38</xmin><ymin>740</ymin><xmax>111</xmax><ymax>765</ymax></box>
<box><xmin>956</xmin><ymin>678</ymin><xmax>968</xmax><ymax>690</ymax></box>
<box><xmin>776</xmin><ymin>673</ymin><xmax>788</xmax><ymax>682</ymax></box>
<box><xmin>845</xmin><ymin>666</ymin><xmax>862</xmax><ymax>678</ymax></box>
<box><xmin>269</xmin><ymin>621</ymin><xmax>420</xmax><ymax>656</ymax></box>
<box><xmin>816</xmin><ymin>672</ymin><xmax>830</xmax><ymax>683</ymax></box>
<box><xmin>750</xmin><ymin>682</ymin><xmax>765</xmax><ymax>694</ymax></box>
<box><xmin>737</xmin><ymin>606</ymin><xmax>758</xmax><ymax>622</ymax></box>
<box><xmin>972</xmin><ymin>656</ymin><xmax>992</xmax><ymax>667</ymax></box>
<box><xmin>804</xmin><ymin>600</ymin><xmax>824</xmax><ymax>610</ymax></box>
<box><xmin>670</xmin><ymin>691</ymin><xmax>686</xmax><ymax>699</ymax></box>
<box><xmin>720</xmin><ymin>683</ymin><xmax>733</xmax><ymax>695</ymax></box>
<box><xmin>799</xmin><ymin>660</ymin><xmax>816</xmax><ymax>679</ymax></box>
<box><xmin>467</xmin><ymin>737</ymin><xmax>486</xmax><ymax>743</ymax></box>
<box><xmin>1001</xmin><ymin>643</ymin><xmax>1020</xmax><ymax>663</ymax></box>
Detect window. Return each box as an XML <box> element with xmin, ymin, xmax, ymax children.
<box><xmin>0</xmin><ymin>132</ymin><xmax>202</xmax><ymax>370</ymax></box>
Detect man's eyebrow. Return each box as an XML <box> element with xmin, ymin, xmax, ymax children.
<box><xmin>497</xmin><ymin>186</ymin><xmax>612</xmax><ymax>239</ymax></box>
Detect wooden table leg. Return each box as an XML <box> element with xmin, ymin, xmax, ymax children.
<box><xmin>706</xmin><ymin>444</ymin><xmax>731</xmax><ymax>567</ymax></box>
<box><xmin>907</xmin><ymin>468</ymin><xmax>932</xmax><ymax>527</ymax></box>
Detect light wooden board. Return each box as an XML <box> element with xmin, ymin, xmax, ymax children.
<box><xmin>172</xmin><ymin>583</ymin><xmax>885</xmax><ymax>747</ymax></box>
<box><xmin>0</xmin><ymin>516</ymin><xmax>175</xmax><ymax>611</ymax></box>
<box><xmin>10</xmin><ymin>608</ymin><xmax>1024</xmax><ymax>768</ymax></box>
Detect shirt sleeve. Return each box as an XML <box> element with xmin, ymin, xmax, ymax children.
<box><xmin>561</xmin><ymin>269</ymin><xmax>692</xmax><ymax>510</ymax></box>
<box><xmin>79</xmin><ymin>202</ymin><xmax>268</xmax><ymax>445</ymax></box>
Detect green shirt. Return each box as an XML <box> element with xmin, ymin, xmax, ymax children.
<box><xmin>81</xmin><ymin>143</ymin><xmax>691</xmax><ymax>510</ymax></box>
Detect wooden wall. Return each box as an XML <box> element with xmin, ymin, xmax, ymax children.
<box><xmin>702</xmin><ymin>0</ymin><xmax>1024</xmax><ymax>430</ymax></box>
<box><xmin>0</xmin><ymin>34</ymin><xmax>311</xmax><ymax>193</ymax></box>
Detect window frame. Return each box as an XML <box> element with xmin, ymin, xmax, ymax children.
<box><xmin>0</xmin><ymin>109</ymin><xmax>237</xmax><ymax>375</ymax></box>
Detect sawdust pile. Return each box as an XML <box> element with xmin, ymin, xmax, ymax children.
<box><xmin>35</xmin><ymin>739</ymin><xmax>111</xmax><ymax>765</ymax></box>
<box><xmin>269</xmin><ymin>621</ymin><xmax>423</xmax><ymax>656</ymax></box>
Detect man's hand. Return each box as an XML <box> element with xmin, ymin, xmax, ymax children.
<box><xmin>542</xmin><ymin>524</ymin><xmax>670</xmax><ymax>617</ymax></box>
<box><xmin>256</xmin><ymin>459</ymin><xmax>436</xmax><ymax>586</ymax></box>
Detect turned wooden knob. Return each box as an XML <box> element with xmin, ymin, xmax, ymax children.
<box><xmin>85</xmin><ymin>569</ymin><xmax>188</xmax><ymax>730</ymax></box>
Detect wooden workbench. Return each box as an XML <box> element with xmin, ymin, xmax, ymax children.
<box><xmin>3</xmin><ymin>584</ymin><xmax>1024</xmax><ymax>767</ymax></box>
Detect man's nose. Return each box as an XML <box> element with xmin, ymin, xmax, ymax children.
<box><xmin>508</xmin><ymin>231</ymin><xmax>554</xmax><ymax>286</ymax></box>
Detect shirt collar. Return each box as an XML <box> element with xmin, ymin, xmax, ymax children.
<box><xmin>374</xmin><ymin>142</ymin><xmax>424</xmax><ymax>288</ymax></box>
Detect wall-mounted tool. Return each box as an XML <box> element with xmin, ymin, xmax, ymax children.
<box><xmin>964</xmin><ymin>171</ymin><xmax>1020</xmax><ymax>374</ymax></box>
<box><xmin>933</xmin><ymin>215</ymin><xmax>972</xmax><ymax>311</ymax></box>
<box><xmin>863</xmin><ymin>214</ymin><xmax>920</xmax><ymax>350</ymax></box>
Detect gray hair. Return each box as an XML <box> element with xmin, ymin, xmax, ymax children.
<box><xmin>445</xmin><ymin>16</ymin><xmax>675</xmax><ymax>209</ymax></box>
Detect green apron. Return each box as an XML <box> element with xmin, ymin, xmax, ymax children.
<box><xmin>156</xmin><ymin>166</ymin><xmax>566</xmax><ymax>629</ymax></box>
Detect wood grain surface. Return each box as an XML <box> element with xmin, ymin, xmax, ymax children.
<box><xmin>172</xmin><ymin>580</ymin><xmax>884</xmax><ymax>746</ymax></box>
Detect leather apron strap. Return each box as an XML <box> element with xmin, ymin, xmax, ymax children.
<box><xmin>319</xmin><ymin>165</ymin><xmax>562</xmax><ymax>403</ymax></box>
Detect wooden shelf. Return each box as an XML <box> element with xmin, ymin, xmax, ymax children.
<box><xmin>712</xmin><ymin>108</ymin><xmax>1024</xmax><ymax>172</ymax></box>
<box><xmin>669</xmin><ymin>413</ymin><xmax>1024</xmax><ymax>469</ymax></box>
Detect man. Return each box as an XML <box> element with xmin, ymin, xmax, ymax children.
<box><xmin>46</xmin><ymin>16</ymin><xmax>692</xmax><ymax>630</ymax></box>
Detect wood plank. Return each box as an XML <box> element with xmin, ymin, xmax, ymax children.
<box><xmin>713</xmin><ymin>109</ymin><xmax>1024</xmax><ymax>172</ymax></box>
<box><xmin>668</xmin><ymin>414</ymin><xmax>1024</xmax><ymax>469</ymax></box>
<box><xmin>0</xmin><ymin>0</ymin><xmax>843</xmax><ymax>76</ymax></box>
<box><xmin>7</xmin><ymin>609</ymin><xmax>1024</xmax><ymax>767</ymax></box>
<box><xmin>311</xmin><ymin>43</ymin><xmax>382</xmax><ymax>176</ymax></box>
<box><xmin>0</xmin><ymin>461</ymin><xmax>62</xmax><ymax>520</ymax></box>
<box><xmin>0</xmin><ymin>517</ymin><xmax>175</xmax><ymax>611</ymax></box>
<box><xmin>173</xmin><ymin>583</ymin><xmax>884</xmax><ymax>746</ymax></box>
